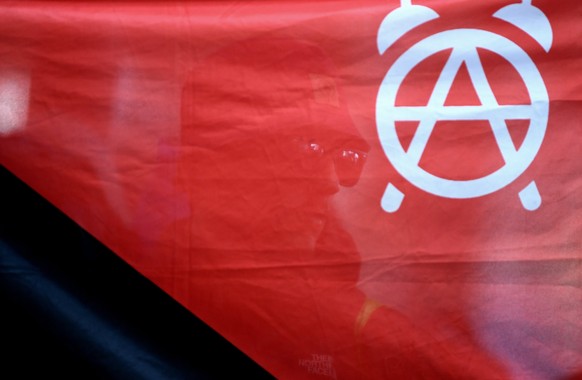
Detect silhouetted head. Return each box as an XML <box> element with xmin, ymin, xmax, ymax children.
<box><xmin>180</xmin><ymin>36</ymin><xmax>368</xmax><ymax>251</ymax></box>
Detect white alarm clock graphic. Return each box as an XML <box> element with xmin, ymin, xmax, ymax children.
<box><xmin>376</xmin><ymin>0</ymin><xmax>552</xmax><ymax>213</ymax></box>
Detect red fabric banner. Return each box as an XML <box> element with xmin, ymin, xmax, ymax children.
<box><xmin>1</xmin><ymin>1</ymin><xmax>581</xmax><ymax>378</ymax></box>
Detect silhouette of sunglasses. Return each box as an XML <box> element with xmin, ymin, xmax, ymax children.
<box><xmin>292</xmin><ymin>137</ymin><xmax>368</xmax><ymax>187</ymax></box>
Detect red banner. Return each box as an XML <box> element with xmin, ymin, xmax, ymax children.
<box><xmin>1</xmin><ymin>1</ymin><xmax>581</xmax><ymax>378</ymax></box>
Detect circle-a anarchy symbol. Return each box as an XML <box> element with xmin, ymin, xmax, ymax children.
<box><xmin>376</xmin><ymin>28</ymin><xmax>549</xmax><ymax>210</ymax></box>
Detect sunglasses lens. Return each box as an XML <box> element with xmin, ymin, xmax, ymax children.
<box><xmin>335</xmin><ymin>149</ymin><xmax>367</xmax><ymax>187</ymax></box>
<box><xmin>304</xmin><ymin>141</ymin><xmax>325</xmax><ymax>157</ymax></box>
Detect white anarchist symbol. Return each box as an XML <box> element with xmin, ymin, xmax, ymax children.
<box><xmin>377</xmin><ymin>28</ymin><xmax>549</xmax><ymax>212</ymax></box>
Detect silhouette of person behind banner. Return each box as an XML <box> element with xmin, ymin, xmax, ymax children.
<box><xmin>175</xmin><ymin>36</ymin><xmax>508</xmax><ymax>379</ymax></box>
<box><xmin>180</xmin><ymin>37</ymin><xmax>368</xmax><ymax>253</ymax></box>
